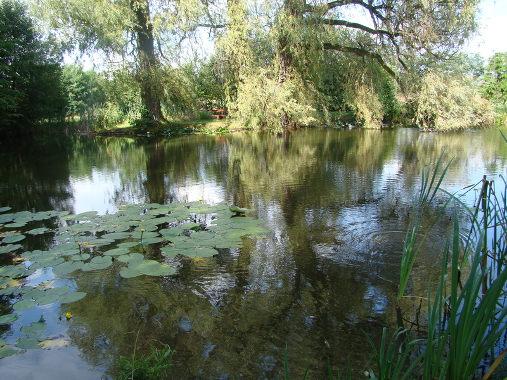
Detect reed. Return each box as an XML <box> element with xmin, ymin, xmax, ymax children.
<box><xmin>373</xmin><ymin>140</ymin><xmax>507</xmax><ymax>379</ymax></box>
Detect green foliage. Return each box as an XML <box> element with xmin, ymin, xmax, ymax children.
<box><xmin>185</xmin><ymin>59</ymin><xmax>226</xmax><ymax>110</ymax></box>
<box><xmin>482</xmin><ymin>52</ymin><xmax>507</xmax><ymax>111</ymax></box>
<box><xmin>62</xmin><ymin>65</ymin><xmax>105</xmax><ymax>125</ymax></box>
<box><xmin>93</xmin><ymin>69</ymin><xmax>144</xmax><ymax>130</ymax></box>
<box><xmin>116</xmin><ymin>344</ymin><xmax>173</xmax><ymax>380</ymax></box>
<box><xmin>233</xmin><ymin>68</ymin><xmax>318</xmax><ymax>131</ymax></box>
<box><xmin>371</xmin><ymin>153</ymin><xmax>507</xmax><ymax>379</ymax></box>
<box><xmin>0</xmin><ymin>0</ymin><xmax>66</xmax><ymax>129</ymax></box>
<box><xmin>366</xmin><ymin>328</ymin><xmax>421</xmax><ymax>380</ymax></box>
<box><xmin>414</xmin><ymin>70</ymin><xmax>495</xmax><ymax>131</ymax></box>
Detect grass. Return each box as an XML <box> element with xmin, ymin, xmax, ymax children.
<box><xmin>116</xmin><ymin>340</ymin><xmax>173</xmax><ymax>380</ymax></box>
<box><xmin>93</xmin><ymin>116</ymin><xmax>234</xmax><ymax>138</ymax></box>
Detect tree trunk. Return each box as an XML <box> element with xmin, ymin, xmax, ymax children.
<box><xmin>277</xmin><ymin>0</ymin><xmax>301</xmax><ymax>131</ymax></box>
<box><xmin>145</xmin><ymin>141</ymin><xmax>166</xmax><ymax>204</ymax></box>
<box><xmin>131</xmin><ymin>0</ymin><xmax>163</xmax><ymax>126</ymax></box>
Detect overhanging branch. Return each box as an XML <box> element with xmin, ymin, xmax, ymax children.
<box><xmin>321</xmin><ymin>18</ymin><xmax>398</xmax><ymax>38</ymax></box>
<box><xmin>305</xmin><ymin>0</ymin><xmax>386</xmax><ymax>21</ymax></box>
<box><xmin>323</xmin><ymin>42</ymin><xmax>401</xmax><ymax>85</ymax></box>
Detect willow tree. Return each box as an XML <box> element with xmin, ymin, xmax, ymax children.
<box><xmin>33</xmin><ymin>0</ymin><xmax>217</xmax><ymax>127</ymax></box>
<box><xmin>227</xmin><ymin>0</ymin><xmax>479</xmax><ymax>130</ymax></box>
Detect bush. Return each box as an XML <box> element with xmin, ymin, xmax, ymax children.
<box><xmin>233</xmin><ymin>68</ymin><xmax>318</xmax><ymax>131</ymax></box>
<box><xmin>414</xmin><ymin>71</ymin><xmax>495</xmax><ymax>131</ymax></box>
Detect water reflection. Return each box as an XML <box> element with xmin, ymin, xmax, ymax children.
<box><xmin>0</xmin><ymin>128</ymin><xmax>506</xmax><ymax>378</ymax></box>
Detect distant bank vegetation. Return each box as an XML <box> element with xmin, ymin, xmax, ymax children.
<box><xmin>0</xmin><ymin>0</ymin><xmax>506</xmax><ymax>134</ymax></box>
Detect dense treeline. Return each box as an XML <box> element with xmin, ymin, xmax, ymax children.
<box><xmin>0</xmin><ymin>0</ymin><xmax>65</xmax><ymax>130</ymax></box>
<box><xmin>0</xmin><ymin>0</ymin><xmax>506</xmax><ymax>133</ymax></box>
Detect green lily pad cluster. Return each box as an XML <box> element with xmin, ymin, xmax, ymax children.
<box><xmin>0</xmin><ymin>317</ymin><xmax>56</xmax><ymax>356</ymax></box>
<box><xmin>0</xmin><ymin>201</ymin><xmax>269</xmax><ymax>358</ymax></box>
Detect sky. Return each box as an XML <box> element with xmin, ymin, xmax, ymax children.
<box><xmin>464</xmin><ymin>0</ymin><xmax>507</xmax><ymax>59</ymax></box>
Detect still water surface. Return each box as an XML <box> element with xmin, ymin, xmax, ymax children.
<box><xmin>0</xmin><ymin>128</ymin><xmax>506</xmax><ymax>378</ymax></box>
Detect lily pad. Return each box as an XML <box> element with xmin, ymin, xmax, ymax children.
<box><xmin>70</xmin><ymin>253</ymin><xmax>91</xmax><ymax>261</ymax></box>
<box><xmin>103</xmin><ymin>247</ymin><xmax>129</xmax><ymax>256</ymax></box>
<box><xmin>140</xmin><ymin>237</ymin><xmax>164</xmax><ymax>245</ymax></box>
<box><xmin>101</xmin><ymin>232</ymin><xmax>131</xmax><ymax>241</ymax></box>
<box><xmin>16</xmin><ymin>337</ymin><xmax>40</xmax><ymax>350</ymax></box>
<box><xmin>39</xmin><ymin>337</ymin><xmax>69</xmax><ymax>349</ymax></box>
<box><xmin>117</xmin><ymin>253</ymin><xmax>144</xmax><ymax>263</ymax></box>
<box><xmin>2</xmin><ymin>234</ymin><xmax>25</xmax><ymax>244</ymax></box>
<box><xmin>0</xmin><ymin>265</ymin><xmax>31</xmax><ymax>279</ymax></box>
<box><xmin>0</xmin><ymin>313</ymin><xmax>17</xmax><ymax>325</ymax></box>
<box><xmin>13</xmin><ymin>298</ymin><xmax>36</xmax><ymax>311</ymax></box>
<box><xmin>82</xmin><ymin>256</ymin><xmax>112</xmax><ymax>271</ymax></box>
<box><xmin>53</xmin><ymin>261</ymin><xmax>83</xmax><ymax>276</ymax></box>
<box><xmin>60</xmin><ymin>291</ymin><xmax>86</xmax><ymax>303</ymax></box>
<box><xmin>0</xmin><ymin>206</ymin><xmax>11</xmax><ymax>213</ymax></box>
<box><xmin>117</xmin><ymin>242</ymin><xmax>139</xmax><ymax>249</ymax></box>
<box><xmin>0</xmin><ymin>345</ymin><xmax>20</xmax><ymax>359</ymax></box>
<box><xmin>26</xmin><ymin>227</ymin><xmax>51</xmax><ymax>235</ymax></box>
<box><xmin>21</xmin><ymin>321</ymin><xmax>46</xmax><ymax>337</ymax></box>
<box><xmin>0</xmin><ymin>244</ymin><xmax>22</xmax><ymax>255</ymax></box>
<box><xmin>120</xmin><ymin>260</ymin><xmax>175</xmax><ymax>278</ymax></box>
<box><xmin>131</xmin><ymin>231</ymin><xmax>159</xmax><ymax>239</ymax></box>
<box><xmin>5</xmin><ymin>222</ymin><xmax>27</xmax><ymax>228</ymax></box>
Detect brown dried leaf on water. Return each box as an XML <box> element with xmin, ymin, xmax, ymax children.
<box><xmin>39</xmin><ymin>337</ymin><xmax>70</xmax><ymax>350</ymax></box>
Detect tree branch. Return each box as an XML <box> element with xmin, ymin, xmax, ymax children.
<box><xmin>196</xmin><ymin>23</ymin><xmax>226</xmax><ymax>29</ymax></box>
<box><xmin>305</xmin><ymin>0</ymin><xmax>386</xmax><ymax>21</ymax></box>
<box><xmin>321</xmin><ymin>18</ymin><xmax>398</xmax><ymax>38</ymax></box>
<box><xmin>323</xmin><ymin>42</ymin><xmax>401</xmax><ymax>85</ymax></box>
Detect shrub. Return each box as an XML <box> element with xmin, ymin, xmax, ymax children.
<box><xmin>414</xmin><ymin>71</ymin><xmax>495</xmax><ymax>131</ymax></box>
<box><xmin>233</xmin><ymin>68</ymin><xmax>318</xmax><ymax>131</ymax></box>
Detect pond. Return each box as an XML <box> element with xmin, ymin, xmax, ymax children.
<box><xmin>0</xmin><ymin>128</ymin><xmax>506</xmax><ymax>379</ymax></box>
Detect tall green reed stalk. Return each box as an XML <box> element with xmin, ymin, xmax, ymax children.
<box><xmin>372</xmin><ymin>143</ymin><xmax>507</xmax><ymax>380</ymax></box>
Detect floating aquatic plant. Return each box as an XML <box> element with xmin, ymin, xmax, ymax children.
<box><xmin>0</xmin><ymin>201</ymin><xmax>268</xmax><ymax>359</ymax></box>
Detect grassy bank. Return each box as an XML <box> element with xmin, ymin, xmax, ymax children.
<box><xmin>93</xmin><ymin>118</ymin><xmax>235</xmax><ymax>138</ymax></box>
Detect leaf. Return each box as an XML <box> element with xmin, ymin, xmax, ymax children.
<box><xmin>81</xmin><ymin>256</ymin><xmax>112</xmax><ymax>271</ymax></box>
<box><xmin>5</xmin><ymin>222</ymin><xmax>28</xmax><ymax>228</ymax></box>
<box><xmin>183</xmin><ymin>247</ymin><xmax>218</xmax><ymax>258</ymax></box>
<box><xmin>53</xmin><ymin>261</ymin><xmax>83</xmax><ymax>276</ymax></box>
<box><xmin>103</xmin><ymin>247</ymin><xmax>129</xmax><ymax>256</ymax></box>
<box><xmin>39</xmin><ymin>337</ymin><xmax>70</xmax><ymax>349</ymax></box>
<box><xmin>16</xmin><ymin>337</ymin><xmax>40</xmax><ymax>350</ymax></box>
<box><xmin>13</xmin><ymin>298</ymin><xmax>36</xmax><ymax>311</ymax></box>
<box><xmin>0</xmin><ymin>264</ymin><xmax>31</xmax><ymax>279</ymax></box>
<box><xmin>70</xmin><ymin>253</ymin><xmax>91</xmax><ymax>261</ymax></box>
<box><xmin>26</xmin><ymin>227</ymin><xmax>51</xmax><ymax>235</ymax></box>
<box><xmin>0</xmin><ymin>345</ymin><xmax>20</xmax><ymax>359</ymax></box>
<box><xmin>101</xmin><ymin>232</ymin><xmax>131</xmax><ymax>241</ymax></box>
<box><xmin>60</xmin><ymin>291</ymin><xmax>86</xmax><ymax>303</ymax></box>
<box><xmin>0</xmin><ymin>244</ymin><xmax>22</xmax><ymax>255</ymax></box>
<box><xmin>0</xmin><ymin>313</ymin><xmax>17</xmax><ymax>325</ymax></box>
<box><xmin>21</xmin><ymin>321</ymin><xmax>46</xmax><ymax>337</ymax></box>
<box><xmin>117</xmin><ymin>253</ymin><xmax>144</xmax><ymax>263</ymax></box>
<box><xmin>120</xmin><ymin>260</ymin><xmax>175</xmax><ymax>278</ymax></box>
<box><xmin>119</xmin><ymin>267</ymin><xmax>141</xmax><ymax>279</ymax></box>
<box><xmin>117</xmin><ymin>242</ymin><xmax>139</xmax><ymax>249</ymax></box>
<box><xmin>140</xmin><ymin>237</ymin><xmax>164</xmax><ymax>245</ymax></box>
<box><xmin>135</xmin><ymin>260</ymin><xmax>175</xmax><ymax>276</ymax></box>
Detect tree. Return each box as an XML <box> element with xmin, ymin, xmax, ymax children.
<box><xmin>482</xmin><ymin>52</ymin><xmax>507</xmax><ymax>110</ymax></box>
<box><xmin>212</xmin><ymin>0</ymin><xmax>480</xmax><ymax>130</ymax></box>
<box><xmin>33</xmin><ymin>0</ymin><xmax>215</xmax><ymax>128</ymax></box>
<box><xmin>62</xmin><ymin>65</ymin><xmax>105</xmax><ymax>125</ymax></box>
<box><xmin>0</xmin><ymin>0</ymin><xmax>65</xmax><ymax>130</ymax></box>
